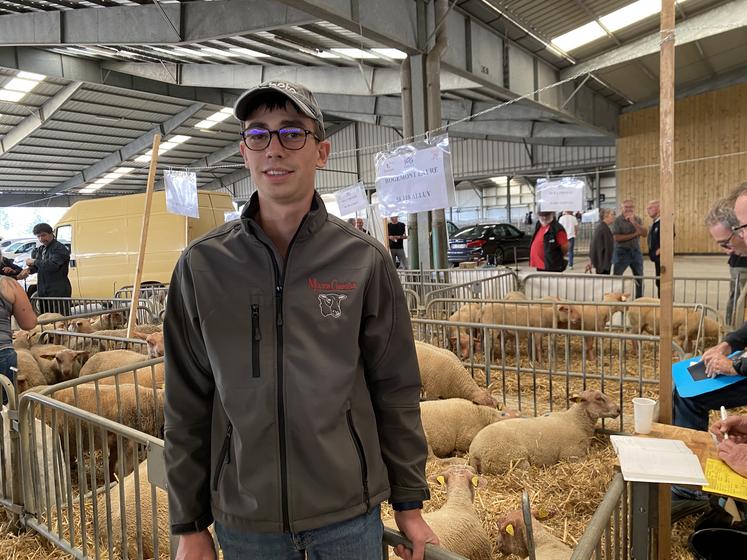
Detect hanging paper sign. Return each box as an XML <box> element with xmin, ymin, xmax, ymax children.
<box><xmin>165</xmin><ymin>170</ymin><xmax>199</xmax><ymax>218</ymax></box>
<box><xmin>535</xmin><ymin>177</ymin><xmax>586</xmax><ymax>213</ymax></box>
<box><xmin>224</xmin><ymin>211</ymin><xmax>240</xmax><ymax>222</ymax></box>
<box><xmin>582</xmin><ymin>208</ymin><xmax>600</xmax><ymax>223</ymax></box>
<box><xmin>335</xmin><ymin>182</ymin><xmax>368</xmax><ymax>216</ymax></box>
<box><xmin>375</xmin><ymin>134</ymin><xmax>456</xmax><ymax>216</ymax></box>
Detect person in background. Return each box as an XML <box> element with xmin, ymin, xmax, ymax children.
<box><xmin>0</xmin><ymin>255</ymin><xmax>22</xmax><ymax>278</ymax></box>
<box><xmin>529</xmin><ymin>211</ymin><xmax>568</xmax><ymax>272</ymax></box>
<box><xmin>355</xmin><ymin>217</ymin><xmax>368</xmax><ymax>234</ymax></box>
<box><xmin>17</xmin><ymin>223</ymin><xmax>71</xmax><ymax>315</ymax></box>
<box><xmin>0</xmin><ymin>275</ymin><xmax>37</xmax><ymax>404</ymax></box>
<box><xmin>388</xmin><ymin>215</ymin><xmax>409</xmax><ymax>269</ymax></box>
<box><xmin>704</xmin><ymin>198</ymin><xmax>747</xmax><ymax>326</ymax></box>
<box><xmin>611</xmin><ymin>200</ymin><xmax>648</xmax><ymax>299</ymax></box>
<box><xmin>558</xmin><ymin>210</ymin><xmax>577</xmax><ymax>269</ymax></box>
<box><xmin>646</xmin><ymin>200</ymin><xmax>661</xmax><ymax>297</ymax></box>
<box><xmin>587</xmin><ymin>208</ymin><xmax>615</xmax><ymax>275</ymax></box>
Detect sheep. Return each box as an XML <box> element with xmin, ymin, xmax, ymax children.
<box><xmin>90</xmin><ymin>311</ymin><xmax>126</xmax><ymax>331</ymax></box>
<box><xmin>574</xmin><ymin>292</ymin><xmax>630</xmax><ymax>360</ymax></box>
<box><xmin>15</xmin><ymin>348</ymin><xmax>47</xmax><ymax>392</ymax></box>
<box><xmin>13</xmin><ymin>329</ymin><xmax>36</xmax><ymax>350</ymax></box>
<box><xmin>446</xmin><ymin>303</ymin><xmax>483</xmax><ymax>359</ymax></box>
<box><xmin>625</xmin><ymin>297</ymin><xmax>713</xmax><ymax>353</ymax></box>
<box><xmin>68</xmin><ymin>317</ymin><xmax>95</xmax><ymax>334</ymax></box>
<box><xmin>415</xmin><ymin>341</ymin><xmax>497</xmax><ymax>406</ymax></box>
<box><xmin>96</xmin><ymin>362</ymin><xmax>165</xmax><ymax>389</ymax></box>
<box><xmin>132</xmin><ymin>331</ymin><xmax>165</xmax><ymax>358</ymax></box>
<box><xmin>420</xmin><ymin>398</ymin><xmax>520</xmax><ymax>458</ymax></box>
<box><xmin>496</xmin><ymin>509</ymin><xmax>572</xmax><ymax>560</ymax></box>
<box><xmin>480</xmin><ymin>298</ymin><xmax>582</xmax><ymax>363</ymax></box>
<box><xmin>96</xmin><ymin>459</ymin><xmax>170</xmax><ymax>559</ymax></box>
<box><xmin>468</xmin><ymin>389</ymin><xmax>620</xmax><ymax>474</ymax></box>
<box><xmin>78</xmin><ymin>350</ymin><xmax>149</xmax><ymax>377</ymax></box>
<box><xmin>386</xmin><ymin>464</ymin><xmax>492</xmax><ymax>560</ymax></box>
<box><xmin>53</xmin><ymin>384</ymin><xmax>164</xmax><ymax>479</ymax></box>
<box><xmin>31</xmin><ymin>344</ymin><xmax>89</xmax><ymax>383</ymax></box>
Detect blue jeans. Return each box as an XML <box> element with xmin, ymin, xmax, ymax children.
<box><xmin>0</xmin><ymin>347</ymin><xmax>18</xmax><ymax>406</ymax></box>
<box><xmin>673</xmin><ymin>381</ymin><xmax>747</xmax><ymax>431</ymax></box>
<box><xmin>612</xmin><ymin>246</ymin><xmax>644</xmax><ymax>299</ymax></box>
<box><xmin>567</xmin><ymin>237</ymin><xmax>575</xmax><ymax>267</ymax></box>
<box><xmin>216</xmin><ymin>506</ymin><xmax>383</xmax><ymax>560</ymax></box>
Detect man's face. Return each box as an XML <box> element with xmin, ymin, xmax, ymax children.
<box><xmin>390</xmin><ymin>216</ymin><xmax>399</xmax><ymax>224</ymax></box>
<box><xmin>239</xmin><ymin>102</ymin><xmax>330</xmax><ymax>206</ymax></box>
<box><xmin>622</xmin><ymin>202</ymin><xmax>635</xmax><ymax>218</ymax></box>
<box><xmin>355</xmin><ymin>218</ymin><xmax>364</xmax><ymax>229</ymax></box>
<box><xmin>36</xmin><ymin>232</ymin><xmax>53</xmax><ymax>246</ymax></box>
<box><xmin>538</xmin><ymin>213</ymin><xmax>553</xmax><ymax>225</ymax></box>
<box><xmin>646</xmin><ymin>203</ymin><xmax>660</xmax><ymax>219</ymax></box>
<box><xmin>711</xmin><ymin>220</ymin><xmax>747</xmax><ymax>257</ymax></box>
<box><xmin>735</xmin><ymin>195</ymin><xmax>747</xmax><ymax>241</ymax></box>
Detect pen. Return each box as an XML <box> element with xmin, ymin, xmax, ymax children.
<box><xmin>721</xmin><ymin>406</ymin><xmax>729</xmax><ymax>440</ymax></box>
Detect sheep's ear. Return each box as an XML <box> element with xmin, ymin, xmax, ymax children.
<box><xmin>622</xmin><ymin>293</ymin><xmax>631</xmax><ymax>301</ymax></box>
<box><xmin>558</xmin><ymin>304</ymin><xmax>569</xmax><ymax>313</ymax></box>
<box><xmin>39</xmin><ymin>353</ymin><xmax>57</xmax><ymax>360</ymax></box>
<box><xmin>534</xmin><ymin>507</ymin><xmax>554</xmax><ymax>520</ymax></box>
<box><xmin>569</xmin><ymin>393</ymin><xmax>583</xmax><ymax>403</ymax></box>
<box><xmin>131</xmin><ymin>332</ymin><xmax>148</xmax><ymax>340</ymax></box>
<box><xmin>75</xmin><ymin>351</ymin><xmax>90</xmax><ymax>361</ymax></box>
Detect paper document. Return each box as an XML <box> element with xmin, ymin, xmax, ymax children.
<box><xmin>702</xmin><ymin>458</ymin><xmax>747</xmax><ymax>501</ymax></box>
<box><xmin>610</xmin><ymin>435</ymin><xmax>708</xmax><ymax>485</ymax></box>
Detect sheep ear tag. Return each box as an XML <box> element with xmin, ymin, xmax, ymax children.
<box><xmin>538</xmin><ymin>507</ymin><xmax>549</xmax><ymax>519</ymax></box>
<box><xmin>506</xmin><ymin>524</ymin><xmax>515</xmax><ymax>536</ymax></box>
<box><xmin>436</xmin><ymin>475</ymin><xmax>446</xmax><ymax>486</ymax></box>
<box><xmin>471</xmin><ymin>476</ymin><xmax>479</xmax><ymax>488</ymax></box>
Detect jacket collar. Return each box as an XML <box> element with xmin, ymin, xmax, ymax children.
<box><xmin>241</xmin><ymin>190</ymin><xmax>328</xmax><ymax>242</ymax></box>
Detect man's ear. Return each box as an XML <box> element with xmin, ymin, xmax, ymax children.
<box><xmin>315</xmin><ymin>140</ymin><xmax>331</xmax><ymax>169</ymax></box>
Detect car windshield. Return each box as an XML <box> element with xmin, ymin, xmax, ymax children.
<box><xmin>6</xmin><ymin>241</ymin><xmax>31</xmax><ymax>252</ymax></box>
<box><xmin>452</xmin><ymin>225</ymin><xmax>493</xmax><ymax>239</ymax></box>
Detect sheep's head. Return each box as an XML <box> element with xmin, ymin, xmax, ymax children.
<box><xmin>570</xmin><ymin>389</ymin><xmax>620</xmax><ymax>419</ymax></box>
<box><xmin>429</xmin><ymin>464</ymin><xmax>482</xmax><ymax>500</ymax></box>
<box><xmin>13</xmin><ymin>330</ymin><xmax>33</xmax><ymax>349</ymax></box>
<box><xmin>132</xmin><ymin>331</ymin><xmax>164</xmax><ymax>358</ymax></box>
<box><xmin>68</xmin><ymin>318</ymin><xmax>93</xmax><ymax>333</ymax></box>
<box><xmin>39</xmin><ymin>350</ymin><xmax>89</xmax><ymax>382</ymax></box>
<box><xmin>498</xmin><ymin>408</ymin><xmax>521</xmax><ymax>420</ymax></box>
<box><xmin>105</xmin><ymin>311</ymin><xmax>126</xmax><ymax>328</ymax></box>
<box><xmin>496</xmin><ymin>508</ymin><xmax>557</xmax><ymax>557</ymax></box>
<box><xmin>603</xmin><ymin>292</ymin><xmax>631</xmax><ymax>314</ymax></box>
<box><xmin>557</xmin><ymin>304</ymin><xmax>582</xmax><ymax>327</ymax></box>
<box><xmin>471</xmin><ymin>391</ymin><xmax>498</xmax><ymax>407</ymax></box>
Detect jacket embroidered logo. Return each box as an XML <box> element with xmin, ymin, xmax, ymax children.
<box><xmin>318</xmin><ymin>293</ymin><xmax>347</xmax><ymax>318</ymax></box>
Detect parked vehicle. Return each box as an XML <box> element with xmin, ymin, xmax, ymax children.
<box><xmin>447</xmin><ymin>223</ymin><xmax>531</xmax><ymax>266</ymax></box>
<box><xmin>51</xmin><ymin>190</ymin><xmax>235</xmax><ymax>298</ymax></box>
<box><xmin>2</xmin><ymin>238</ymin><xmax>37</xmax><ymax>259</ymax></box>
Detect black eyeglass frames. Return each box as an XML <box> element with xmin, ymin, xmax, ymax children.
<box><xmin>240</xmin><ymin>127</ymin><xmax>320</xmax><ymax>151</ymax></box>
<box><xmin>731</xmin><ymin>222</ymin><xmax>747</xmax><ymax>235</ymax></box>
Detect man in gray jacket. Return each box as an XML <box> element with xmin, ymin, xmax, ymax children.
<box><xmin>164</xmin><ymin>81</ymin><xmax>437</xmax><ymax>560</ymax></box>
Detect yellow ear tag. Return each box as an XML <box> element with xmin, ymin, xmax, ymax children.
<box><xmin>471</xmin><ymin>476</ymin><xmax>479</xmax><ymax>487</ymax></box>
<box><xmin>538</xmin><ymin>508</ymin><xmax>548</xmax><ymax>519</ymax></box>
<box><xmin>506</xmin><ymin>524</ymin><xmax>515</xmax><ymax>536</ymax></box>
<box><xmin>436</xmin><ymin>475</ymin><xmax>446</xmax><ymax>486</ymax></box>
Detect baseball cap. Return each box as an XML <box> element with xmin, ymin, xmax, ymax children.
<box><xmin>233</xmin><ymin>80</ymin><xmax>325</xmax><ymax>138</ymax></box>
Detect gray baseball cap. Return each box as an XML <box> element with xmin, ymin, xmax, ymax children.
<box><xmin>233</xmin><ymin>80</ymin><xmax>325</xmax><ymax>138</ymax></box>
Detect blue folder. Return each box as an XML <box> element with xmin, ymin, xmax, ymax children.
<box><xmin>672</xmin><ymin>353</ymin><xmax>747</xmax><ymax>397</ymax></box>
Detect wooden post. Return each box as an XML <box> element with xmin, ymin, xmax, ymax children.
<box><xmin>658</xmin><ymin>0</ymin><xmax>675</xmax><ymax>557</ymax></box>
<box><xmin>126</xmin><ymin>134</ymin><xmax>161</xmax><ymax>338</ymax></box>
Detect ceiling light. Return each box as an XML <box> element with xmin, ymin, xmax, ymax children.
<box><xmin>79</xmin><ymin>187</ymin><xmax>97</xmax><ymax>194</ymax></box>
<box><xmin>229</xmin><ymin>47</ymin><xmax>271</xmax><ymax>58</ymax></box>
<box><xmin>17</xmin><ymin>71</ymin><xmax>45</xmax><ymax>81</ymax></box>
<box><xmin>220</xmin><ymin>107</ymin><xmax>232</xmax><ymax>114</ymax></box>
<box><xmin>601</xmin><ymin>0</ymin><xmax>660</xmax><ymax>31</ymax></box>
<box><xmin>4</xmin><ymin>78</ymin><xmax>38</xmax><ymax>93</ymax></box>
<box><xmin>303</xmin><ymin>49</ymin><xmax>339</xmax><ymax>59</ymax></box>
<box><xmin>170</xmin><ymin>135</ymin><xmax>191</xmax><ymax>144</ymax></box>
<box><xmin>195</xmin><ymin>119</ymin><xmax>218</xmax><ymax>129</ymax></box>
<box><xmin>490</xmin><ymin>176</ymin><xmax>508</xmax><ymax>185</ymax></box>
<box><xmin>115</xmin><ymin>166</ymin><xmax>135</xmax><ymax>174</ymax></box>
<box><xmin>0</xmin><ymin>90</ymin><xmax>25</xmax><ymax>102</ymax></box>
<box><xmin>174</xmin><ymin>47</ymin><xmax>206</xmax><ymax>57</ymax></box>
<box><xmin>201</xmin><ymin>47</ymin><xmax>235</xmax><ymax>57</ymax></box>
<box><xmin>135</xmin><ymin>154</ymin><xmax>152</xmax><ymax>163</ymax></box>
<box><xmin>371</xmin><ymin>48</ymin><xmax>408</xmax><ymax>59</ymax></box>
<box><xmin>551</xmin><ymin>21</ymin><xmax>606</xmax><ymax>52</ymax></box>
<box><xmin>331</xmin><ymin>48</ymin><xmax>378</xmax><ymax>59</ymax></box>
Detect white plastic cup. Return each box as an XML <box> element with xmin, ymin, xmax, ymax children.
<box><xmin>633</xmin><ymin>397</ymin><xmax>657</xmax><ymax>434</ymax></box>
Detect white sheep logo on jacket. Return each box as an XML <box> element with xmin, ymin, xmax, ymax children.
<box><xmin>318</xmin><ymin>294</ymin><xmax>347</xmax><ymax>318</ymax></box>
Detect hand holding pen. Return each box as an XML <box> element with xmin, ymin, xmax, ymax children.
<box><xmin>710</xmin><ymin>413</ymin><xmax>747</xmax><ymax>444</ymax></box>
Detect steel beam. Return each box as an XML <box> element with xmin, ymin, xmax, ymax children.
<box><xmin>202</xmin><ymin>167</ymin><xmax>250</xmax><ymax>191</ymax></box>
<box><xmin>562</xmin><ymin>0</ymin><xmax>747</xmax><ymax>79</ymax></box>
<box><xmin>50</xmin><ymin>102</ymin><xmax>204</xmax><ymax>193</ymax></box>
<box><xmin>0</xmin><ymin>0</ymin><xmax>320</xmax><ymax>46</ymax></box>
<box><xmin>0</xmin><ymin>80</ymin><xmax>83</xmax><ymax>157</ymax></box>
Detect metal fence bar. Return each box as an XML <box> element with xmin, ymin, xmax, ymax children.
<box><xmin>382</xmin><ymin>528</ymin><xmax>468</xmax><ymax>559</ymax></box>
<box><xmin>570</xmin><ymin>474</ymin><xmax>627</xmax><ymax>560</ymax></box>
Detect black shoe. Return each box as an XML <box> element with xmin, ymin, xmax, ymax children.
<box><xmin>672</xmin><ymin>497</ymin><xmax>710</xmax><ymax>524</ymax></box>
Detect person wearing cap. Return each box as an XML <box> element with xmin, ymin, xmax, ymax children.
<box><xmin>163</xmin><ymin>81</ymin><xmax>437</xmax><ymax>560</ymax></box>
<box><xmin>529</xmin><ymin>211</ymin><xmax>569</xmax><ymax>272</ymax></box>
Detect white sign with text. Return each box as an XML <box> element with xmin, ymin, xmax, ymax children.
<box><xmin>535</xmin><ymin>177</ymin><xmax>586</xmax><ymax>213</ymax></box>
<box><xmin>165</xmin><ymin>170</ymin><xmax>199</xmax><ymax>218</ymax></box>
<box><xmin>334</xmin><ymin>182</ymin><xmax>368</xmax><ymax>216</ymax></box>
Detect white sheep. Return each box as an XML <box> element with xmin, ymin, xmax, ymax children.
<box><xmin>78</xmin><ymin>350</ymin><xmax>149</xmax><ymax>377</ymax></box>
<box><xmin>446</xmin><ymin>303</ymin><xmax>483</xmax><ymax>359</ymax></box>
<box><xmin>574</xmin><ymin>292</ymin><xmax>630</xmax><ymax>360</ymax></box>
<box><xmin>496</xmin><ymin>509</ymin><xmax>572</xmax><ymax>560</ymax></box>
<box><xmin>31</xmin><ymin>344</ymin><xmax>89</xmax><ymax>383</ymax></box>
<box><xmin>468</xmin><ymin>389</ymin><xmax>620</xmax><ymax>474</ymax></box>
<box><xmin>420</xmin><ymin>398</ymin><xmax>519</xmax><ymax>458</ymax></box>
<box><xmin>15</xmin><ymin>348</ymin><xmax>47</xmax><ymax>392</ymax></box>
<box><xmin>386</xmin><ymin>464</ymin><xmax>492</xmax><ymax>560</ymax></box>
<box><xmin>415</xmin><ymin>341</ymin><xmax>497</xmax><ymax>407</ymax></box>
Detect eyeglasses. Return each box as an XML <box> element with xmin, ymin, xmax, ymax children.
<box><xmin>731</xmin><ymin>223</ymin><xmax>747</xmax><ymax>235</ymax></box>
<box><xmin>240</xmin><ymin>127</ymin><xmax>319</xmax><ymax>151</ymax></box>
<box><xmin>717</xmin><ymin>231</ymin><xmax>736</xmax><ymax>248</ymax></box>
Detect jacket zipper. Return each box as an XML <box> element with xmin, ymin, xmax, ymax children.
<box><xmin>212</xmin><ymin>423</ymin><xmax>233</xmax><ymax>491</ymax></box>
<box><xmin>251</xmin><ymin>304</ymin><xmax>261</xmax><ymax>378</ymax></box>
<box><xmin>346</xmin><ymin>409</ymin><xmax>370</xmax><ymax>510</ymax></box>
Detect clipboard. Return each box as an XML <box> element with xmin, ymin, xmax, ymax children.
<box><xmin>673</xmin><ymin>353</ymin><xmax>747</xmax><ymax>397</ymax></box>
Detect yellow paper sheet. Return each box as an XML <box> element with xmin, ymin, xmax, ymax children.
<box><xmin>702</xmin><ymin>458</ymin><xmax>747</xmax><ymax>501</ymax></box>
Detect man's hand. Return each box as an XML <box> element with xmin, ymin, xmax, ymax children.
<box><xmin>703</xmin><ymin>342</ymin><xmax>731</xmax><ymax>366</ymax></box>
<box><xmin>393</xmin><ymin>509</ymin><xmax>439</xmax><ymax>560</ymax></box>
<box><xmin>25</xmin><ymin>258</ymin><xmax>35</xmax><ymax>267</ymax></box>
<box><xmin>175</xmin><ymin>530</ymin><xmax>217</xmax><ymax>560</ymax></box>
<box><xmin>711</xmin><ymin>415</ymin><xmax>747</xmax><ymax>444</ymax></box>
<box><xmin>1</xmin><ymin>267</ymin><xmax>14</xmax><ymax>274</ymax></box>
<box><xmin>705</xmin><ymin>354</ymin><xmax>737</xmax><ymax>377</ymax></box>
<box><xmin>717</xmin><ymin>439</ymin><xmax>747</xmax><ymax>477</ymax></box>
<box><xmin>16</xmin><ymin>269</ymin><xmax>29</xmax><ymax>280</ymax></box>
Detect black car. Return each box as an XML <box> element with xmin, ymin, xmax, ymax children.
<box><xmin>447</xmin><ymin>223</ymin><xmax>531</xmax><ymax>265</ymax></box>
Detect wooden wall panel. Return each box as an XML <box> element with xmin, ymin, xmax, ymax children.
<box><xmin>617</xmin><ymin>83</ymin><xmax>747</xmax><ymax>253</ymax></box>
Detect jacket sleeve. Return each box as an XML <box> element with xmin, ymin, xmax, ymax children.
<box><xmin>724</xmin><ymin>321</ymin><xmax>747</xmax><ymax>351</ymax></box>
<box><xmin>360</xmin><ymin>246</ymin><xmax>430</xmax><ymax>504</ymax></box>
<box><xmin>32</xmin><ymin>243</ymin><xmax>69</xmax><ymax>274</ymax></box>
<box><xmin>163</xmin><ymin>251</ymin><xmax>216</xmax><ymax>534</ymax></box>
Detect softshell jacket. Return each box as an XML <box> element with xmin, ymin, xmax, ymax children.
<box><xmin>163</xmin><ymin>192</ymin><xmax>430</xmax><ymax>535</ymax></box>
<box><xmin>29</xmin><ymin>239</ymin><xmax>71</xmax><ymax>297</ymax></box>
